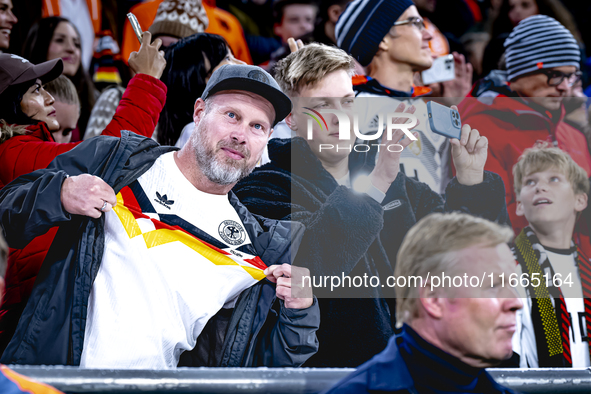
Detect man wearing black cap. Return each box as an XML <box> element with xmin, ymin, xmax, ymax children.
<box><xmin>0</xmin><ymin>64</ymin><xmax>319</xmax><ymax>369</ymax></box>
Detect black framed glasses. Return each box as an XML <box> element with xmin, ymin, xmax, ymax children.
<box><xmin>535</xmin><ymin>69</ymin><xmax>582</xmax><ymax>87</ymax></box>
<box><xmin>393</xmin><ymin>17</ymin><xmax>426</xmax><ymax>32</ymax></box>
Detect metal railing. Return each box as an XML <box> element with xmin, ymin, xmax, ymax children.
<box><xmin>8</xmin><ymin>366</ymin><xmax>591</xmax><ymax>393</ymax></box>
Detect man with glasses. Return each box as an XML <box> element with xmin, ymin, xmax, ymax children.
<box><xmin>336</xmin><ymin>0</ymin><xmax>432</xmax><ymax>94</ymax></box>
<box><xmin>458</xmin><ymin>15</ymin><xmax>591</xmax><ymax>234</ymax></box>
<box><xmin>335</xmin><ymin>0</ymin><xmax>457</xmax><ymax>195</ymax></box>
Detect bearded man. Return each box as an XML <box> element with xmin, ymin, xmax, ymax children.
<box><xmin>0</xmin><ymin>64</ymin><xmax>320</xmax><ymax>368</ymax></box>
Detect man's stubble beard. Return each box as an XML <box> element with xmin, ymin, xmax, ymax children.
<box><xmin>193</xmin><ymin>123</ymin><xmax>258</xmax><ymax>186</ymax></box>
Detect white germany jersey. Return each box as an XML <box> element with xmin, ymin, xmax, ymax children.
<box><xmin>80</xmin><ymin>152</ymin><xmax>267</xmax><ymax>369</ymax></box>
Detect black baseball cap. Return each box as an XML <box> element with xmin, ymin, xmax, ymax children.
<box><xmin>0</xmin><ymin>54</ymin><xmax>63</xmax><ymax>96</ymax></box>
<box><xmin>201</xmin><ymin>64</ymin><xmax>292</xmax><ymax>126</ymax></box>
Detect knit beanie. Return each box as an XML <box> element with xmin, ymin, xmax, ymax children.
<box><xmin>335</xmin><ymin>0</ymin><xmax>414</xmax><ymax>67</ymax></box>
<box><xmin>148</xmin><ymin>0</ymin><xmax>209</xmax><ymax>39</ymax></box>
<box><xmin>504</xmin><ymin>15</ymin><xmax>580</xmax><ymax>82</ymax></box>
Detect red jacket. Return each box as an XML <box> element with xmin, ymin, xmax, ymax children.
<box><xmin>0</xmin><ymin>73</ymin><xmax>166</xmax><ymax>353</ymax></box>
<box><xmin>458</xmin><ymin>83</ymin><xmax>591</xmax><ymax>265</ymax></box>
<box><xmin>458</xmin><ymin>87</ymin><xmax>591</xmax><ymax>234</ymax></box>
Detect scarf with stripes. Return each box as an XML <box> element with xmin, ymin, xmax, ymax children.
<box><xmin>513</xmin><ymin>227</ymin><xmax>591</xmax><ymax>367</ymax></box>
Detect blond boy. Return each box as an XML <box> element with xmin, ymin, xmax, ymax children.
<box><xmin>43</xmin><ymin>75</ymin><xmax>80</xmax><ymax>143</ymax></box>
<box><xmin>512</xmin><ymin>144</ymin><xmax>590</xmax><ymax>367</ymax></box>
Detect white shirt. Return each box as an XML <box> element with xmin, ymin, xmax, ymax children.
<box><xmin>335</xmin><ymin>172</ymin><xmax>351</xmax><ymax>188</ymax></box>
<box><xmin>80</xmin><ymin>152</ymin><xmax>265</xmax><ymax>369</ymax></box>
<box><xmin>513</xmin><ymin>246</ymin><xmax>590</xmax><ymax>367</ymax></box>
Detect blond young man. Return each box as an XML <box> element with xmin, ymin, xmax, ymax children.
<box><xmin>324</xmin><ymin>212</ymin><xmax>521</xmax><ymax>394</ymax></box>
<box><xmin>234</xmin><ymin>43</ymin><xmax>509</xmax><ymax>367</ymax></box>
<box><xmin>511</xmin><ymin>145</ymin><xmax>590</xmax><ymax>367</ymax></box>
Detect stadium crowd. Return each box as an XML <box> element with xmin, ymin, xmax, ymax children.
<box><xmin>1</xmin><ymin>0</ymin><xmax>591</xmax><ymax>392</ymax></box>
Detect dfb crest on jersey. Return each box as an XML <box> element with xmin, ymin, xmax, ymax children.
<box><xmin>218</xmin><ymin>220</ymin><xmax>246</xmax><ymax>246</ymax></box>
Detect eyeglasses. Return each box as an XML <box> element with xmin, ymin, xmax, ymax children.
<box><xmin>535</xmin><ymin>69</ymin><xmax>582</xmax><ymax>87</ymax></box>
<box><xmin>393</xmin><ymin>17</ymin><xmax>426</xmax><ymax>32</ymax></box>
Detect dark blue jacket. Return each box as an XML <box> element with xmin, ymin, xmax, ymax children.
<box><xmin>323</xmin><ymin>324</ymin><xmax>518</xmax><ymax>394</ymax></box>
<box><xmin>0</xmin><ymin>131</ymin><xmax>319</xmax><ymax>367</ymax></box>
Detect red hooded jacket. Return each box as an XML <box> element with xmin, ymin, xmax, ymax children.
<box><xmin>458</xmin><ymin>83</ymin><xmax>591</xmax><ymax>233</ymax></box>
<box><xmin>0</xmin><ymin>73</ymin><xmax>166</xmax><ymax>353</ymax></box>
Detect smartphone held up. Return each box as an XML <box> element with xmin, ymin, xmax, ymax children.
<box><xmin>426</xmin><ymin>101</ymin><xmax>462</xmax><ymax>140</ymax></box>
<box><xmin>421</xmin><ymin>54</ymin><xmax>455</xmax><ymax>85</ymax></box>
<box><xmin>127</xmin><ymin>13</ymin><xmax>144</xmax><ymax>43</ymax></box>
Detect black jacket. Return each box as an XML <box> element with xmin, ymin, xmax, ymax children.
<box><xmin>0</xmin><ymin>131</ymin><xmax>320</xmax><ymax>367</ymax></box>
<box><xmin>233</xmin><ymin>137</ymin><xmax>510</xmax><ymax>367</ymax></box>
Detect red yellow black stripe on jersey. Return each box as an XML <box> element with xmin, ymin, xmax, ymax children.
<box><xmin>111</xmin><ymin>181</ymin><xmax>267</xmax><ymax>281</ymax></box>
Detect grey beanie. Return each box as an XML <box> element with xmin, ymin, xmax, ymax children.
<box><xmin>335</xmin><ymin>0</ymin><xmax>414</xmax><ymax>67</ymax></box>
<box><xmin>504</xmin><ymin>15</ymin><xmax>580</xmax><ymax>82</ymax></box>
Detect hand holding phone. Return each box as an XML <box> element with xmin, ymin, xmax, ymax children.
<box><xmin>127</xmin><ymin>13</ymin><xmax>143</xmax><ymax>43</ymax></box>
<box><xmin>128</xmin><ymin>31</ymin><xmax>166</xmax><ymax>79</ymax></box>
<box><xmin>421</xmin><ymin>54</ymin><xmax>455</xmax><ymax>85</ymax></box>
<box><xmin>433</xmin><ymin>103</ymin><xmax>488</xmax><ymax>186</ymax></box>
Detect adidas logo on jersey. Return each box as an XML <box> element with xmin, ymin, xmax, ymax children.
<box><xmin>154</xmin><ymin>192</ymin><xmax>174</xmax><ymax>209</ymax></box>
